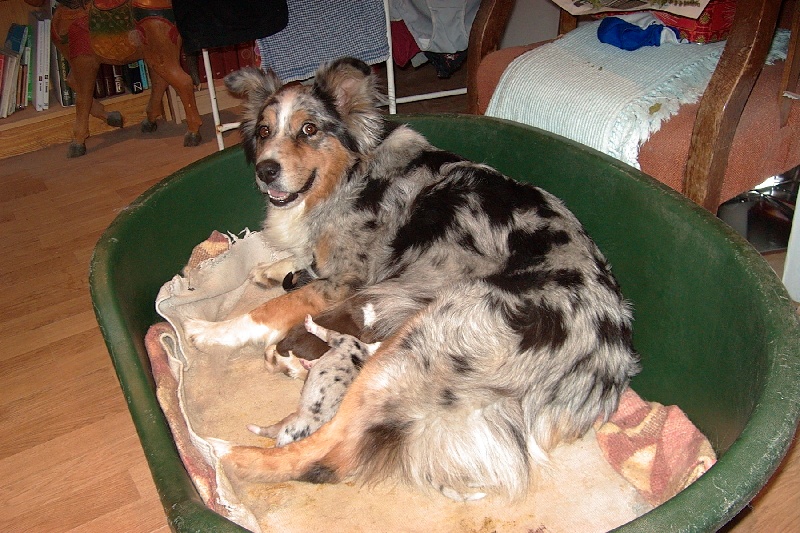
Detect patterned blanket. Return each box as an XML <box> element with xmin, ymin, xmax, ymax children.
<box><xmin>256</xmin><ymin>0</ymin><xmax>390</xmax><ymax>82</ymax></box>
<box><xmin>145</xmin><ymin>230</ymin><xmax>716</xmax><ymax>532</ymax></box>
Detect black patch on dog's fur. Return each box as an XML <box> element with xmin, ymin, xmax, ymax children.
<box><xmin>389</xmin><ymin>181</ymin><xmax>469</xmax><ymax>262</ymax></box>
<box><xmin>440</xmin><ymin>388</ymin><xmax>458</xmax><ymax>407</ymax></box>
<box><xmin>504</xmin><ymin>300</ymin><xmax>568</xmax><ymax>352</ymax></box>
<box><xmin>290</xmin><ymin>426</ymin><xmax>312</xmax><ymax>441</ymax></box>
<box><xmin>404</xmin><ymin>150</ymin><xmax>463</xmax><ymax>174</ymax></box>
<box><xmin>508</xmin><ymin>228</ymin><xmax>571</xmax><ymax>270</ymax></box>
<box><xmin>449</xmin><ymin>352</ymin><xmax>473</xmax><ymax>374</ymax></box>
<box><xmin>466</xmin><ymin>171</ymin><xmax>561</xmax><ymax>227</ymax></box>
<box><xmin>351</xmin><ymin>352</ymin><xmax>365</xmax><ymax>369</ymax></box>
<box><xmin>552</xmin><ymin>268</ymin><xmax>585</xmax><ymax>289</ymax></box>
<box><xmin>355</xmin><ymin>179</ymin><xmax>391</xmax><ymax>213</ymax></box>
<box><xmin>359</xmin><ymin>420</ymin><xmax>411</xmax><ymax>471</ymax></box>
<box><xmin>299</xmin><ymin>462</ymin><xmax>339</xmax><ymax>484</ymax></box>
<box><xmin>596</xmin><ymin>315</ymin><xmax>634</xmax><ymax>348</ymax></box>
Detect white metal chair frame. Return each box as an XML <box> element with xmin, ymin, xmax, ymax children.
<box><xmin>201</xmin><ymin>0</ymin><xmax>467</xmax><ymax>150</ymax></box>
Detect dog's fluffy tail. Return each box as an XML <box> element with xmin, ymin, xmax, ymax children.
<box><xmin>349</xmin><ymin>385</ymin><xmax>532</xmax><ymax>501</ymax></box>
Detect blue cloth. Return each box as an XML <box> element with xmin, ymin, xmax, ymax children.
<box><xmin>257</xmin><ymin>0</ymin><xmax>390</xmax><ymax>82</ymax></box>
<box><xmin>598</xmin><ymin>17</ymin><xmax>672</xmax><ymax>51</ymax></box>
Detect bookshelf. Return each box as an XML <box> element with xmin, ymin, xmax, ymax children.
<box><xmin>0</xmin><ymin>89</ymin><xmax>156</xmax><ymax>159</ymax></box>
<box><xmin>0</xmin><ymin>0</ymin><xmax>172</xmax><ymax>160</ymax></box>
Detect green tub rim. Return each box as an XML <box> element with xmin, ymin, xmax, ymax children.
<box><xmin>89</xmin><ymin>114</ymin><xmax>800</xmax><ymax>532</ymax></box>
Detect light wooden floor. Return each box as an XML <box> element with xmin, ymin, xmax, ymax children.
<box><xmin>1</xmin><ymin>63</ymin><xmax>797</xmax><ymax>532</ymax></box>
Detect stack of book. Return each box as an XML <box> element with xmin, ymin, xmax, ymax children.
<box><xmin>1</xmin><ymin>9</ymin><xmax>54</xmax><ymax>118</ymax></box>
<box><xmin>92</xmin><ymin>60</ymin><xmax>151</xmax><ymax>99</ymax></box>
<box><xmin>190</xmin><ymin>41</ymin><xmax>259</xmax><ymax>83</ymax></box>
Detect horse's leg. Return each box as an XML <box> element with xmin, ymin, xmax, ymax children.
<box><xmin>141</xmin><ymin>68</ymin><xmax>168</xmax><ymax>133</ymax></box>
<box><xmin>90</xmin><ymin>98</ymin><xmax>123</xmax><ymax>127</ymax></box>
<box><xmin>141</xmin><ymin>20</ymin><xmax>202</xmax><ymax>146</ymax></box>
<box><xmin>64</xmin><ymin>55</ymin><xmax>102</xmax><ymax>157</ymax></box>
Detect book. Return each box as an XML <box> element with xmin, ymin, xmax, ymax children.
<box><xmin>0</xmin><ymin>48</ymin><xmax>20</xmax><ymax>118</ymax></box>
<box><xmin>221</xmin><ymin>45</ymin><xmax>239</xmax><ymax>76</ymax></box>
<box><xmin>29</xmin><ymin>10</ymin><xmax>52</xmax><ymax>111</ymax></box>
<box><xmin>209</xmin><ymin>47</ymin><xmax>227</xmax><ymax>80</ymax></box>
<box><xmin>0</xmin><ymin>53</ymin><xmax>5</xmax><ymax>97</ymax></box>
<box><xmin>4</xmin><ymin>22</ymin><xmax>29</xmax><ymax>114</ymax></box>
<box><xmin>236</xmin><ymin>41</ymin><xmax>258</xmax><ymax>69</ymax></box>
<box><xmin>19</xmin><ymin>31</ymin><xmax>32</xmax><ymax>108</ymax></box>
<box><xmin>51</xmin><ymin>40</ymin><xmax>74</xmax><ymax>106</ymax></box>
<box><xmin>4</xmin><ymin>23</ymin><xmax>28</xmax><ymax>54</ymax></box>
<box><xmin>125</xmin><ymin>61</ymin><xmax>144</xmax><ymax>94</ymax></box>
<box><xmin>112</xmin><ymin>64</ymin><xmax>125</xmax><ymax>95</ymax></box>
<box><xmin>138</xmin><ymin>59</ymin><xmax>150</xmax><ymax>90</ymax></box>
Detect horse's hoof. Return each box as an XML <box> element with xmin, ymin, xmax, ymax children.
<box><xmin>106</xmin><ymin>111</ymin><xmax>123</xmax><ymax>128</ymax></box>
<box><xmin>184</xmin><ymin>131</ymin><xmax>202</xmax><ymax>147</ymax></box>
<box><xmin>67</xmin><ymin>143</ymin><xmax>87</xmax><ymax>158</ymax></box>
<box><xmin>141</xmin><ymin>119</ymin><xmax>158</xmax><ymax>133</ymax></box>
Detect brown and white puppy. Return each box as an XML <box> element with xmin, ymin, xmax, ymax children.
<box><xmin>188</xmin><ymin>58</ymin><xmax>640</xmax><ymax>502</ymax></box>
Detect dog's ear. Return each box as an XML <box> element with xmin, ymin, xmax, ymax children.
<box><xmin>225</xmin><ymin>68</ymin><xmax>282</xmax><ymax>164</ymax></box>
<box><xmin>224</xmin><ymin>67</ymin><xmax>281</xmax><ymax>103</ymax></box>
<box><xmin>312</xmin><ymin>58</ymin><xmax>384</xmax><ymax>153</ymax></box>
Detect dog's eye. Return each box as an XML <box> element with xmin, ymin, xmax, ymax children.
<box><xmin>301</xmin><ymin>123</ymin><xmax>318</xmax><ymax>137</ymax></box>
<box><xmin>257</xmin><ymin>125</ymin><xmax>270</xmax><ymax>139</ymax></box>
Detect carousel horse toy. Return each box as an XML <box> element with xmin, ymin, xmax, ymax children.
<box><xmin>27</xmin><ymin>0</ymin><xmax>202</xmax><ymax>157</ymax></box>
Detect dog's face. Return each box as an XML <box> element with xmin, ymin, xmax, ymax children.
<box><xmin>225</xmin><ymin>59</ymin><xmax>384</xmax><ymax>212</ymax></box>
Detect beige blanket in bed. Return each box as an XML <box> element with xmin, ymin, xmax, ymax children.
<box><xmin>145</xmin><ymin>230</ymin><xmax>715</xmax><ymax>533</ymax></box>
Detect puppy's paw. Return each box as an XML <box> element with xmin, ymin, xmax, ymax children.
<box><xmin>247</xmin><ymin>423</ymin><xmax>280</xmax><ymax>439</ymax></box>
<box><xmin>264</xmin><ymin>345</ymin><xmax>309</xmax><ymax>380</ymax></box>
<box><xmin>185</xmin><ymin>315</ymin><xmax>280</xmax><ymax>349</ymax></box>
<box><xmin>438</xmin><ymin>485</ymin><xmax>488</xmax><ymax>502</ymax></box>
<box><xmin>249</xmin><ymin>258</ymin><xmax>296</xmax><ymax>288</ymax></box>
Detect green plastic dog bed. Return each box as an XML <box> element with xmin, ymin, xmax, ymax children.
<box><xmin>90</xmin><ymin>115</ymin><xmax>800</xmax><ymax>532</ymax></box>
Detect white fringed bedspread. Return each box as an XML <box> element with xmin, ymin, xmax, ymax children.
<box><xmin>486</xmin><ymin>21</ymin><xmax>727</xmax><ymax>168</ymax></box>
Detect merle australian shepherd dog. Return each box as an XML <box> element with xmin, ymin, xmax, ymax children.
<box><xmin>184</xmin><ymin>58</ymin><xmax>639</xmax><ymax>502</ymax></box>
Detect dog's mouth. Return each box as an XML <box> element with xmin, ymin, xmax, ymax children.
<box><xmin>265</xmin><ymin>171</ymin><xmax>316</xmax><ymax>207</ymax></box>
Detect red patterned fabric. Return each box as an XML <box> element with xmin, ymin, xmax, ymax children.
<box><xmin>391</xmin><ymin>19</ymin><xmax>421</xmax><ymax>67</ymax></box>
<box><xmin>66</xmin><ymin>11</ymin><xmax>93</xmax><ymax>59</ymax></box>
<box><xmin>654</xmin><ymin>0</ymin><xmax>737</xmax><ymax>43</ymax></box>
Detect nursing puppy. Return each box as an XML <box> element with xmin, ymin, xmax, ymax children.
<box><xmin>186</xmin><ymin>58</ymin><xmax>640</xmax><ymax>501</ymax></box>
<box><xmin>248</xmin><ymin>315</ymin><xmax>380</xmax><ymax>448</ymax></box>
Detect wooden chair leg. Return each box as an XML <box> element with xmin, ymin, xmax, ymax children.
<box><xmin>467</xmin><ymin>0</ymin><xmax>516</xmax><ymax>114</ymax></box>
<box><xmin>683</xmin><ymin>0</ymin><xmax>782</xmax><ymax>211</ymax></box>
<box><xmin>558</xmin><ymin>11</ymin><xmax>577</xmax><ymax>36</ymax></box>
<box><xmin>780</xmin><ymin>1</ymin><xmax>800</xmax><ymax>126</ymax></box>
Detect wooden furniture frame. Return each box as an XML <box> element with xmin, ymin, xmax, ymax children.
<box><xmin>467</xmin><ymin>0</ymin><xmax>800</xmax><ymax>212</ymax></box>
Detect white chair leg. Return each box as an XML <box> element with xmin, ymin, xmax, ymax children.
<box><xmin>384</xmin><ymin>0</ymin><xmax>397</xmax><ymax>114</ymax></box>
<box><xmin>202</xmin><ymin>49</ymin><xmax>225</xmax><ymax>151</ymax></box>
<box><xmin>782</xmin><ymin>208</ymin><xmax>800</xmax><ymax>302</ymax></box>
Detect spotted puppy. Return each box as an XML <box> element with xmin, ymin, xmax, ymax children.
<box><xmin>249</xmin><ymin>315</ymin><xmax>380</xmax><ymax>447</ymax></box>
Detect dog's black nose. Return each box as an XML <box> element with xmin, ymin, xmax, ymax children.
<box><xmin>256</xmin><ymin>160</ymin><xmax>281</xmax><ymax>183</ymax></box>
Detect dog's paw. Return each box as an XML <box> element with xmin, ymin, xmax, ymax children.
<box><xmin>206</xmin><ymin>437</ymin><xmax>233</xmax><ymax>458</ymax></box>
<box><xmin>184</xmin><ymin>315</ymin><xmax>280</xmax><ymax>349</ymax></box>
<box><xmin>264</xmin><ymin>345</ymin><xmax>309</xmax><ymax>379</ymax></box>
<box><xmin>215</xmin><ymin>444</ymin><xmax>294</xmax><ymax>483</ymax></box>
<box><xmin>249</xmin><ymin>258</ymin><xmax>296</xmax><ymax>288</ymax></box>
